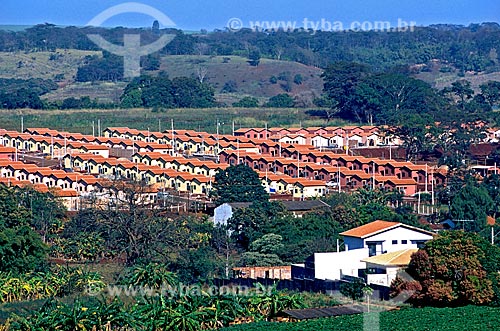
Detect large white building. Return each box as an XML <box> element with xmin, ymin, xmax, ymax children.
<box><xmin>293</xmin><ymin>221</ymin><xmax>435</xmax><ymax>283</ymax></box>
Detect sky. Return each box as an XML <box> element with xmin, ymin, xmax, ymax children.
<box><xmin>1</xmin><ymin>0</ymin><xmax>499</xmax><ymax>30</ymax></box>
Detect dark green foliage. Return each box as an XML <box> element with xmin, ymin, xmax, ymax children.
<box><xmin>152</xmin><ymin>20</ymin><xmax>160</xmax><ymax>35</ymax></box>
<box><xmin>480</xmin><ymin>81</ymin><xmax>500</xmax><ymax>108</ymax></box>
<box><xmin>220</xmin><ymin>306</ymin><xmax>500</xmax><ymax>331</ymax></box>
<box><xmin>321</xmin><ymin>62</ymin><xmax>446</xmax><ymax>125</ymax></box>
<box><xmin>76</xmin><ymin>53</ymin><xmax>124</xmax><ymax>82</ymax></box>
<box><xmin>228</xmin><ymin>201</ymin><xmax>286</xmax><ymax>251</ymax></box>
<box><xmin>264</xmin><ymin>94</ymin><xmax>295</xmax><ymax>108</ymax></box>
<box><xmin>450</xmin><ymin>180</ymin><xmax>493</xmax><ymax>232</ymax></box>
<box><xmin>340</xmin><ymin>278</ymin><xmax>365</xmax><ymax>302</ymax></box>
<box><xmin>293</xmin><ymin>74</ymin><xmax>303</xmax><ymax>85</ymax></box>
<box><xmin>0</xmin><ymin>78</ymin><xmax>57</xmax><ymax>109</ymax></box>
<box><xmin>232</xmin><ymin>96</ymin><xmax>259</xmax><ymax>108</ymax></box>
<box><xmin>212</xmin><ymin>164</ymin><xmax>269</xmax><ymax>205</ymax></box>
<box><xmin>120</xmin><ymin>74</ymin><xmax>216</xmax><ymax>109</ymax></box>
<box><xmin>221</xmin><ymin>80</ymin><xmax>238</xmax><ymax>93</ymax></box>
<box><xmin>141</xmin><ymin>53</ymin><xmax>161</xmax><ymax>71</ymax></box>
<box><xmin>321</xmin><ymin>61</ymin><xmax>370</xmax><ymax>119</ymax></box>
<box><xmin>0</xmin><ymin>186</ymin><xmax>47</xmax><ymax>274</ymax></box>
<box><xmin>240</xmin><ymin>234</ymin><xmax>284</xmax><ymax>267</ymax></box>
<box><xmin>60</xmin><ymin>96</ymin><xmax>96</xmax><ymax>109</ymax></box>
<box><xmin>394</xmin><ymin>231</ymin><xmax>500</xmax><ymax>307</ymax></box>
<box><xmin>2</xmin><ymin>23</ymin><xmax>500</xmax><ymax>72</ymax></box>
<box><xmin>247</xmin><ymin>50</ymin><xmax>261</xmax><ymax>66</ymax></box>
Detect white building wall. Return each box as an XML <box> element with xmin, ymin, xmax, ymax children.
<box><xmin>365</xmin><ymin>227</ymin><xmax>433</xmax><ymax>253</ymax></box>
<box><xmin>366</xmin><ymin>265</ymin><xmax>401</xmax><ymax>287</ymax></box>
<box><xmin>313</xmin><ymin>248</ymin><xmax>369</xmax><ymax>280</ymax></box>
<box><xmin>213</xmin><ymin>203</ymin><xmax>234</xmax><ymax>226</ymax></box>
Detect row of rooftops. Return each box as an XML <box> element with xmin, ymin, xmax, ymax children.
<box><xmin>0</xmin><ymin>126</ymin><xmax>451</xmax><ymax>200</ymax></box>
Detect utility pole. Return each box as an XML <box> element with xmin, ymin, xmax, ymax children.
<box><xmin>337</xmin><ymin>165</ymin><xmax>341</xmax><ymax>193</ymax></box>
<box><xmin>171</xmin><ymin>119</ymin><xmax>175</xmax><ymax>155</ymax></box>
<box><xmin>372</xmin><ymin>164</ymin><xmax>375</xmax><ymax>190</ymax></box>
<box><xmin>216</xmin><ymin>119</ymin><xmax>220</xmax><ymax>163</ymax></box>
<box><xmin>297</xmin><ymin>152</ymin><xmax>300</xmax><ymax>178</ymax></box>
<box><xmin>425</xmin><ymin>164</ymin><xmax>428</xmax><ymax>193</ymax></box>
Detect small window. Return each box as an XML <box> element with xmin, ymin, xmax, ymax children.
<box><xmin>392</xmin><ymin>240</ymin><xmax>398</xmax><ymax>244</ymax></box>
<box><xmin>401</xmin><ymin>240</ymin><xmax>408</xmax><ymax>244</ymax></box>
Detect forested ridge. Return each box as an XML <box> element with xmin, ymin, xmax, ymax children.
<box><xmin>1</xmin><ymin>22</ymin><xmax>499</xmax><ymax>72</ymax></box>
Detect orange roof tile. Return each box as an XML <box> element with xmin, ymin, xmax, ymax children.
<box><xmin>340</xmin><ymin>220</ymin><xmax>400</xmax><ymax>238</ymax></box>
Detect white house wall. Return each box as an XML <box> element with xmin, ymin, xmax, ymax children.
<box><xmin>313</xmin><ymin>248</ymin><xmax>369</xmax><ymax>280</ymax></box>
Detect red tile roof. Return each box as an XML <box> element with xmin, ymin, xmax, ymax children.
<box><xmin>340</xmin><ymin>220</ymin><xmax>400</xmax><ymax>238</ymax></box>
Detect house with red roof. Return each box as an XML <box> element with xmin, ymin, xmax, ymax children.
<box><xmin>293</xmin><ymin>220</ymin><xmax>434</xmax><ymax>281</ymax></box>
<box><xmin>340</xmin><ymin>220</ymin><xmax>434</xmax><ymax>255</ymax></box>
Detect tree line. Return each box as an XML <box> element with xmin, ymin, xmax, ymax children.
<box><xmin>2</xmin><ymin>22</ymin><xmax>500</xmax><ymax>72</ymax></box>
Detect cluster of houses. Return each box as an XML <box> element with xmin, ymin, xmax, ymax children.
<box><xmin>2</xmin><ymin>124</ymin><xmax>497</xmax><ymax>287</ymax></box>
<box><xmin>0</xmin><ymin>125</ymin><xmax>458</xmax><ymax>210</ymax></box>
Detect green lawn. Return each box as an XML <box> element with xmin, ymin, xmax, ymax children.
<box><xmin>0</xmin><ymin>107</ymin><xmax>341</xmax><ymax>134</ymax></box>
<box><xmin>221</xmin><ymin>306</ymin><xmax>500</xmax><ymax>331</ymax></box>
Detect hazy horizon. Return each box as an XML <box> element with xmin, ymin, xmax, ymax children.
<box><xmin>2</xmin><ymin>0</ymin><xmax>499</xmax><ymax>31</ymax></box>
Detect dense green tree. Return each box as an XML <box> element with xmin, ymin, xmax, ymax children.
<box><xmin>221</xmin><ymin>80</ymin><xmax>238</xmax><ymax>93</ymax></box>
<box><xmin>321</xmin><ymin>61</ymin><xmax>370</xmax><ymax>121</ymax></box>
<box><xmin>141</xmin><ymin>53</ymin><xmax>161</xmax><ymax>71</ymax></box>
<box><xmin>353</xmin><ymin>73</ymin><xmax>443</xmax><ymax>125</ymax></box>
<box><xmin>264</xmin><ymin>94</ymin><xmax>295</xmax><ymax>108</ymax></box>
<box><xmin>240</xmin><ymin>234</ymin><xmax>284</xmax><ymax>267</ymax></box>
<box><xmin>480</xmin><ymin>81</ymin><xmax>500</xmax><ymax>108</ymax></box>
<box><xmin>449</xmin><ymin>80</ymin><xmax>475</xmax><ymax>111</ymax></box>
<box><xmin>152</xmin><ymin>20</ymin><xmax>160</xmax><ymax>35</ymax></box>
<box><xmin>232</xmin><ymin>96</ymin><xmax>259</xmax><ymax>108</ymax></box>
<box><xmin>438</xmin><ymin>124</ymin><xmax>486</xmax><ymax>174</ymax></box>
<box><xmin>0</xmin><ymin>186</ymin><xmax>47</xmax><ymax>274</ymax></box>
<box><xmin>76</xmin><ymin>53</ymin><xmax>123</xmax><ymax>82</ymax></box>
<box><xmin>451</xmin><ymin>180</ymin><xmax>493</xmax><ymax>232</ymax></box>
<box><xmin>248</xmin><ymin>49</ymin><xmax>261</xmax><ymax>66</ymax></box>
<box><xmin>293</xmin><ymin>74</ymin><xmax>303</xmax><ymax>85</ymax></box>
<box><xmin>120</xmin><ymin>74</ymin><xmax>215</xmax><ymax>109</ymax></box>
<box><xmin>340</xmin><ymin>278</ymin><xmax>366</xmax><ymax>302</ymax></box>
<box><xmin>482</xmin><ymin>174</ymin><xmax>500</xmax><ymax>219</ymax></box>
<box><xmin>388</xmin><ymin>114</ymin><xmax>439</xmax><ymax>161</ymax></box>
<box><xmin>212</xmin><ymin>164</ymin><xmax>269</xmax><ymax>205</ymax></box>
<box><xmin>393</xmin><ymin>231</ymin><xmax>499</xmax><ymax>307</ymax></box>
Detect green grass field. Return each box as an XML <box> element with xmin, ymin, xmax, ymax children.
<box><xmin>0</xmin><ymin>107</ymin><xmax>338</xmax><ymax>134</ymax></box>
<box><xmin>221</xmin><ymin>305</ymin><xmax>500</xmax><ymax>331</ymax></box>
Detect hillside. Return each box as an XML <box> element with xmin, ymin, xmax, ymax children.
<box><xmin>414</xmin><ymin>61</ymin><xmax>500</xmax><ymax>91</ymax></box>
<box><xmin>0</xmin><ymin>49</ymin><xmax>99</xmax><ymax>81</ymax></box>
<box><xmin>160</xmin><ymin>55</ymin><xmax>324</xmax><ymax>103</ymax></box>
<box><xmin>0</xmin><ymin>51</ymin><xmax>323</xmax><ymax>105</ymax></box>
